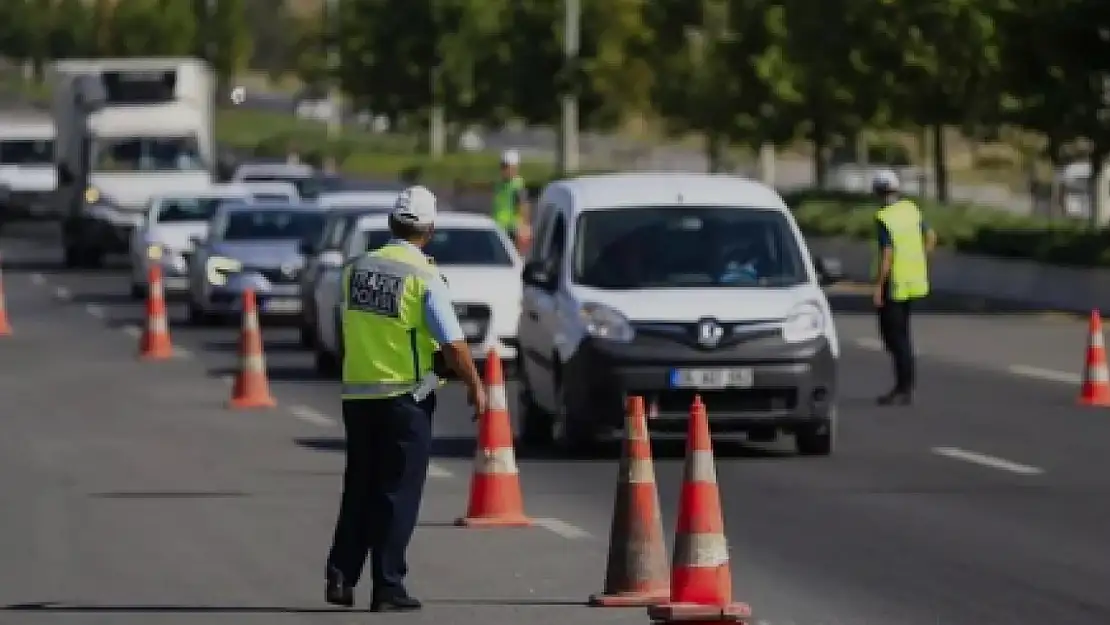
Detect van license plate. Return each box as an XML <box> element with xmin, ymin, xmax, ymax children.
<box><xmin>263</xmin><ymin>297</ymin><xmax>301</xmax><ymax>313</ymax></box>
<box><xmin>670</xmin><ymin>367</ymin><xmax>754</xmax><ymax>389</ymax></box>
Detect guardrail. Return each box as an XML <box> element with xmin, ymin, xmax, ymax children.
<box><xmin>808</xmin><ymin>236</ymin><xmax>1110</xmax><ymax>313</ymax></box>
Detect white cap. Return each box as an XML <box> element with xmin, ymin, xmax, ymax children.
<box><xmin>872</xmin><ymin>169</ymin><xmax>900</xmax><ymax>192</ymax></box>
<box><xmin>500</xmin><ymin>149</ymin><xmax>520</xmax><ymax>166</ymax></box>
<box><xmin>391</xmin><ymin>185</ymin><xmax>437</xmax><ymax>227</ymax></box>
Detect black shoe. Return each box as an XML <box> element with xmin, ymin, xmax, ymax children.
<box><xmin>325</xmin><ymin>567</ymin><xmax>354</xmax><ymax>608</ymax></box>
<box><xmin>876</xmin><ymin>391</ymin><xmax>912</xmax><ymax>406</ymax></box>
<box><xmin>370</xmin><ymin>594</ymin><xmax>423</xmax><ymax>612</ymax></box>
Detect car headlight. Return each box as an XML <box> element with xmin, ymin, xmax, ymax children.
<box><xmin>206</xmin><ymin>255</ymin><xmax>243</xmax><ymax>286</ymax></box>
<box><xmin>781</xmin><ymin>302</ymin><xmax>825</xmax><ymax>344</ymax></box>
<box><xmin>579</xmin><ymin>301</ymin><xmax>635</xmax><ymax>342</ymax></box>
<box><xmin>146</xmin><ymin>243</ymin><xmax>164</xmax><ymax>261</ymax></box>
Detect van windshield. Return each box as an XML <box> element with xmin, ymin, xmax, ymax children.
<box><xmin>92</xmin><ymin>135</ymin><xmax>204</xmax><ymax>172</ymax></box>
<box><xmin>0</xmin><ymin>139</ymin><xmax>53</xmax><ymax>164</ymax></box>
<box><xmin>572</xmin><ymin>206</ymin><xmax>808</xmax><ymax>289</ymax></box>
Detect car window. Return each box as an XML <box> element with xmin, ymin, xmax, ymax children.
<box><xmin>241</xmin><ymin>175</ymin><xmax>323</xmax><ymax>199</ymax></box>
<box><xmin>216</xmin><ymin>210</ymin><xmax>326</xmax><ymax>241</ymax></box>
<box><xmin>154</xmin><ymin>197</ymin><xmax>230</xmax><ymax>223</ymax></box>
<box><xmin>252</xmin><ymin>193</ymin><xmax>292</xmax><ymax>203</ymax></box>
<box><xmin>0</xmin><ymin>139</ymin><xmax>52</xmax><ymax>164</ymax></box>
<box><xmin>546</xmin><ymin>215</ymin><xmax>566</xmax><ymax>271</ymax></box>
<box><xmin>572</xmin><ymin>206</ymin><xmax>807</xmax><ymax>289</ymax></box>
<box><xmin>529</xmin><ymin>204</ymin><xmax>557</xmax><ymax>263</ymax></box>
<box><xmin>361</xmin><ymin>228</ymin><xmax>513</xmax><ymax>266</ymax></box>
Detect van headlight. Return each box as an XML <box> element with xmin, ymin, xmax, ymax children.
<box><xmin>781</xmin><ymin>303</ymin><xmax>825</xmax><ymax>343</ymax></box>
<box><xmin>579</xmin><ymin>302</ymin><xmax>635</xmax><ymax>342</ymax></box>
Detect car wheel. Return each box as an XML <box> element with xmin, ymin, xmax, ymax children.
<box><xmin>130</xmin><ymin>282</ymin><xmax>147</xmax><ymax>301</ymax></box>
<box><xmin>187</xmin><ymin>299</ymin><xmax>213</xmax><ymax>326</ymax></box>
<box><xmin>794</xmin><ymin>406</ymin><xmax>836</xmax><ymax>456</ymax></box>
<box><xmin>63</xmin><ymin>245</ymin><xmax>82</xmax><ymax>268</ymax></box>
<box><xmin>552</xmin><ymin>376</ymin><xmax>595</xmax><ymax>456</ymax></box>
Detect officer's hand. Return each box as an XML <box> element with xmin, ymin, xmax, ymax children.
<box><xmin>872</xmin><ymin>287</ymin><xmax>884</xmax><ymax>308</ymax></box>
<box><xmin>467</xmin><ymin>383</ymin><xmax>488</xmax><ymax>421</ymax></box>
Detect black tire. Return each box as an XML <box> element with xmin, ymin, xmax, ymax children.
<box><xmin>518</xmin><ymin>381</ymin><xmax>553</xmax><ymax>448</ymax></box>
<box><xmin>63</xmin><ymin>245</ymin><xmax>84</xmax><ymax>268</ymax></box>
<box><xmin>795</xmin><ymin>421</ymin><xmax>834</xmax><ymax>456</ymax></box>
<box><xmin>130</xmin><ymin>283</ymin><xmax>147</xmax><ymax>300</ymax></box>
<box><xmin>552</xmin><ymin>378</ymin><xmax>596</xmax><ymax>456</ymax></box>
<box><xmin>187</xmin><ymin>299</ymin><xmax>213</xmax><ymax>326</ymax></box>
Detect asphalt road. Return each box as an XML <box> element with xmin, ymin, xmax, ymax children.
<box><xmin>2</xmin><ymin>222</ymin><xmax>1110</xmax><ymax>624</ymax></box>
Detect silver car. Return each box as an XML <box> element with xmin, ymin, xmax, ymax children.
<box><xmin>186</xmin><ymin>202</ymin><xmax>327</xmax><ymax>324</ymax></box>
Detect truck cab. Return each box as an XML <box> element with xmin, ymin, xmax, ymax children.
<box><xmin>50</xmin><ymin>57</ymin><xmax>215</xmax><ymax>267</ymax></box>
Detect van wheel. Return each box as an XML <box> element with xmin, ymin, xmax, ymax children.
<box><xmin>519</xmin><ymin>383</ymin><xmax>552</xmax><ymax>447</ymax></box>
<box><xmin>315</xmin><ymin>346</ymin><xmax>340</xmax><ymax>377</ymax></box>
<box><xmin>552</xmin><ymin>380</ymin><xmax>595</xmax><ymax>456</ymax></box>
<box><xmin>795</xmin><ymin>420</ymin><xmax>834</xmax><ymax>456</ymax></box>
<box><xmin>299</xmin><ymin>322</ymin><xmax>315</xmax><ymax>348</ymax></box>
<box><xmin>130</xmin><ymin>283</ymin><xmax>147</xmax><ymax>300</ymax></box>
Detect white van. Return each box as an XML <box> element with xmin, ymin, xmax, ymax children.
<box><xmin>516</xmin><ymin>173</ymin><xmax>843</xmax><ymax>456</ymax></box>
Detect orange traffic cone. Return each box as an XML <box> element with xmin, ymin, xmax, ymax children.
<box><xmin>1080</xmin><ymin>310</ymin><xmax>1110</xmax><ymax>406</ymax></box>
<box><xmin>0</xmin><ymin>252</ymin><xmax>12</xmax><ymax>337</ymax></box>
<box><xmin>455</xmin><ymin>349</ymin><xmax>532</xmax><ymax>528</ymax></box>
<box><xmin>589</xmin><ymin>396</ymin><xmax>669</xmax><ymax>607</ymax></box>
<box><xmin>138</xmin><ymin>265</ymin><xmax>173</xmax><ymax>360</ymax></box>
<box><xmin>647</xmin><ymin>397</ymin><xmax>752</xmax><ymax>624</ymax></box>
<box><xmin>228</xmin><ymin>289</ymin><xmax>276</xmax><ymax>409</ymax></box>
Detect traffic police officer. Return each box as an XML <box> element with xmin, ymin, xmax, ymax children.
<box><xmin>871</xmin><ymin>170</ymin><xmax>936</xmax><ymax>406</ymax></box>
<box><xmin>492</xmin><ymin>149</ymin><xmax>531</xmax><ymax>249</ymax></box>
<box><xmin>325</xmin><ymin>185</ymin><xmax>487</xmax><ymax>611</ymax></box>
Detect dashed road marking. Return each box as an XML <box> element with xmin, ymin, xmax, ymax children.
<box><xmin>535</xmin><ymin>517</ymin><xmax>592</xmax><ymax>540</ymax></box>
<box><xmin>85</xmin><ymin>304</ymin><xmax>104</xmax><ymax>318</ymax></box>
<box><xmin>932</xmin><ymin>446</ymin><xmax>1043</xmax><ymax>475</ymax></box>
<box><xmin>121</xmin><ymin>324</ymin><xmax>141</xmax><ymax>338</ymax></box>
<box><xmin>53</xmin><ymin>286</ymin><xmax>70</xmax><ymax>300</ymax></box>
<box><xmin>855</xmin><ymin>337</ymin><xmax>883</xmax><ymax>351</ymax></box>
<box><xmin>30</xmin><ymin>273</ymin><xmax>45</xmax><ymax>286</ymax></box>
<box><xmin>289</xmin><ymin>405</ymin><xmax>335</xmax><ymax>427</ymax></box>
<box><xmin>427</xmin><ymin>463</ymin><xmax>453</xmax><ymax>479</ymax></box>
<box><xmin>1008</xmin><ymin>364</ymin><xmax>1081</xmax><ymax>385</ymax></box>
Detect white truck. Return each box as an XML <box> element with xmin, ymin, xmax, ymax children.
<box><xmin>49</xmin><ymin>57</ymin><xmax>215</xmax><ymax>267</ymax></box>
<box><xmin>0</xmin><ymin>113</ymin><xmax>57</xmax><ymax>221</ymax></box>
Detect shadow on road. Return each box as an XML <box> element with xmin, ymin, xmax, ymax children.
<box><xmin>87</xmin><ymin>490</ymin><xmax>249</xmax><ymax>499</ymax></box>
<box><xmin>828</xmin><ymin>290</ymin><xmax>1070</xmax><ymax>317</ymax></box>
<box><xmin>202</xmin><ymin>338</ymin><xmax>305</xmax><ymax>354</ymax></box>
<box><xmin>208</xmin><ymin>365</ymin><xmax>324</xmax><ymax>384</ymax></box>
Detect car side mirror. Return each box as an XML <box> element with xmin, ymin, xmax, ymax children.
<box><xmin>318</xmin><ymin>250</ymin><xmax>344</xmax><ymax>268</ymax></box>
<box><xmin>814</xmin><ymin>255</ymin><xmax>843</xmax><ymax>286</ymax></box>
<box><xmin>522</xmin><ymin>260</ymin><xmax>555</xmax><ymax>290</ymax></box>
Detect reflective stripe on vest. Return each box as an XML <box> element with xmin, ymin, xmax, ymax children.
<box><xmin>492</xmin><ymin>176</ymin><xmax>524</xmax><ymax>230</ymax></box>
<box><xmin>875</xmin><ymin>200</ymin><xmax>930</xmax><ymax>302</ymax></box>
<box><xmin>341</xmin><ymin>244</ymin><xmax>439</xmax><ymax>399</ymax></box>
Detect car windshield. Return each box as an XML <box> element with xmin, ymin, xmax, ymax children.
<box><xmin>252</xmin><ymin>193</ymin><xmax>292</xmax><ymax>202</ymax></box>
<box><xmin>155</xmin><ymin>197</ymin><xmax>232</xmax><ymax>223</ymax></box>
<box><xmin>92</xmin><ymin>135</ymin><xmax>205</xmax><ymax>172</ymax></box>
<box><xmin>218</xmin><ymin>210</ymin><xmax>326</xmax><ymax>241</ymax></box>
<box><xmin>572</xmin><ymin>206</ymin><xmax>807</xmax><ymax>288</ymax></box>
<box><xmin>241</xmin><ymin>175</ymin><xmax>324</xmax><ymax>200</ymax></box>
<box><xmin>0</xmin><ymin>139</ymin><xmax>52</xmax><ymax>164</ymax></box>
<box><xmin>363</xmin><ymin>228</ymin><xmax>513</xmax><ymax>266</ymax></box>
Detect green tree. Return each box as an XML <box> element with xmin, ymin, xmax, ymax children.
<box><xmin>195</xmin><ymin>0</ymin><xmax>251</xmax><ymax>96</ymax></box>
<box><xmin>0</xmin><ymin>0</ymin><xmax>45</xmax><ymax>63</ymax></box>
<box><xmin>106</xmin><ymin>0</ymin><xmax>196</xmax><ymax>56</ymax></box>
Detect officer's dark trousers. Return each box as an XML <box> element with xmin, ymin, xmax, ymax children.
<box><xmin>877</xmin><ymin>299</ymin><xmax>915</xmax><ymax>393</ymax></box>
<box><xmin>327</xmin><ymin>393</ymin><xmax>435</xmax><ymax>595</ymax></box>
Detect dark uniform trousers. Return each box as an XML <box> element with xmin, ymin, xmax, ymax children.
<box><xmin>327</xmin><ymin>392</ymin><xmax>436</xmax><ymax>595</ymax></box>
<box><xmin>877</xmin><ymin>287</ymin><xmax>915</xmax><ymax>393</ymax></box>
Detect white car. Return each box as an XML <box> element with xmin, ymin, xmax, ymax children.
<box><xmin>128</xmin><ymin>185</ymin><xmax>253</xmax><ymax>299</ymax></box>
<box><xmin>515</xmin><ymin>173</ymin><xmax>844</xmax><ymax>455</ymax></box>
<box><xmin>239</xmin><ymin>180</ymin><xmax>300</xmax><ymax>203</ymax></box>
<box><xmin>314</xmin><ymin>190</ymin><xmax>402</xmax><ymax>210</ymax></box>
<box><xmin>312</xmin><ymin>212</ymin><xmax>523</xmax><ymax>375</ymax></box>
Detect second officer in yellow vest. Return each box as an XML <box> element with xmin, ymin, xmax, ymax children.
<box><xmin>871</xmin><ymin>170</ymin><xmax>936</xmax><ymax>406</ymax></box>
<box><xmin>325</xmin><ymin>186</ymin><xmax>486</xmax><ymax>611</ymax></box>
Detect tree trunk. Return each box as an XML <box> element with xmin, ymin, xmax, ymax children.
<box><xmin>932</xmin><ymin>124</ymin><xmax>949</xmax><ymax>203</ymax></box>
<box><xmin>812</xmin><ymin>115</ymin><xmax>828</xmax><ymax>188</ymax></box>
<box><xmin>1089</xmin><ymin>150</ymin><xmax>1106</xmax><ymax>227</ymax></box>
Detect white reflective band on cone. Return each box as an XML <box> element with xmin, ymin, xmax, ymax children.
<box><xmin>488</xmin><ymin>383</ymin><xmax>508</xmax><ymax>411</ymax></box>
<box><xmin>673</xmin><ymin>532</ymin><xmax>729</xmax><ymax>567</ymax></box>
<box><xmin>474</xmin><ymin>446</ymin><xmax>518</xmax><ymax>474</ymax></box>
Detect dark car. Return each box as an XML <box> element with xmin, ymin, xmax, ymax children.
<box><xmin>297</xmin><ymin>194</ymin><xmax>398</xmax><ymax>346</ymax></box>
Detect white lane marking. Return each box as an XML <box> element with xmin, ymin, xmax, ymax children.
<box><xmin>855</xmin><ymin>337</ymin><xmax>883</xmax><ymax>351</ymax></box>
<box><xmin>535</xmin><ymin>517</ymin><xmax>592</xmax><ymax>540</ymax></box>
<box><xmin>1008</xmin><ymin>364</ymin><xmax>1081</xmax><ymax>385</ymax></box>
<box><xmin>289</xmin><ymin>405</ymin><xmax>335</xmax><ymax>427</ymax></box>
<box><xmin>30</xmin><ymin>273</ymin><xmax>45</xmax><ymax>286</ymax></box>
<box><xmin>220</xmin><ymin>374</ymin><xmax>234</xmax><ymax>386</ymax></box>
<box><xmin>932</xmin><ymin>446</ymin><xmax>1043</xmax><ymax>475</ymax></box>
<box><xmin>53</xmin><ymin>286</ymin><xmax>70</xmax><ymax>300</ymax></box>
<box><xmin>173</xmin><ymin>347</ymin><xmax>192</xmax><ymax>359</ymax></box>
<box><xmin>121</xmin><ymin>325</ymin><xmax>141</xmax><ymax>338</ymax></box>
<box><xmin>85</xmin><ymin>304</ymin><xmax>104</xmax><ymax>318</ymax></box>
<box><xmin>427</xmin><ymin>463</ymin><xmax>453</xmax><ymax>479</ymax></box>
